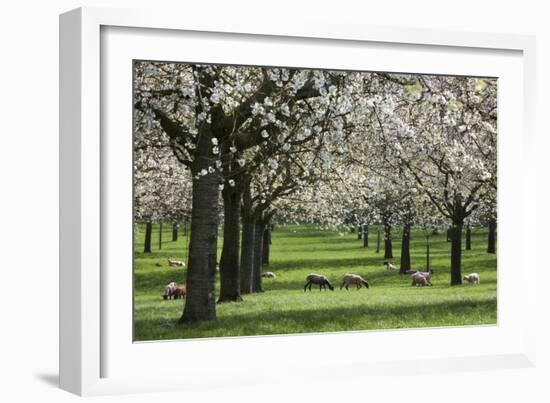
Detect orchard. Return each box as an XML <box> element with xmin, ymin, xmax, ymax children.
<box><xmin>133</xmin><ymin>62</ymin><xmax>497</xmax><ymax>340</ymax></box>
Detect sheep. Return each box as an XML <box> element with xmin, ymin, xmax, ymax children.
<box><xmin>411</xmin><ymin>272</ymin><xmax>430</xmax><ymax>287</ymax></box>
<box><xmin>173</xmin><ymin>286</ymin><xmax>187</xmax><ymax>299</ymax></box>
<box><xmin>383</xmin><ymin>260</ymin><xmax>397</xmax><ymax>271</ymax></box>
<box><xmin>167</xmin><ymin>257</ymin><xmax>185</xmax><ymax>267</ymax></box>
<box><xmin>340</xmin><ymin>273</ymin><xmax>370</xmax><ymax>290</ymax></box>
<box><xmin>162</xmin><ymin>281</ymin><xmax>178</xmax><ymax>300</ymax></box>
<box><xmin>463</xmin><ymin>273</ymin><xmax>480</xmax><ymax>284</ymax></box>
<box><xmin>412</xmin><ymin>268</ymin><xmax>433</xmax><ymax>285</ymax></box>
<box><xmin>261</xmin><ymin>271</ymin><xmax>276</xmax><ymax>278</ymax></box>
<box><xmin>304</xmin><ymin>273</ymin><xmax>334</xmax><ymax>291</ymax></box>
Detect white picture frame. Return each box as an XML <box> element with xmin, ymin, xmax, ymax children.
<box><xmin>60</xmin><ymin>6</ymin><xmax>537</xmax><ymax>396</ymax></box>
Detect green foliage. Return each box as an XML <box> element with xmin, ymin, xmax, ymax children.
<box><xmin>134</xmin><ymin>224</ymin><xmax>496</xmax><ymax>341</ymax></box>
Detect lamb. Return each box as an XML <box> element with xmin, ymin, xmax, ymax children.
<box><xmin>340</xmin><ymin>273</ymin><xmax>370</xmax><ymax>290</ymax></box>
<box><xmin>162</xmin><ymin>281</ymin><xmax>178</xmax><ymax>300</ymax></box>
<box><xmin>304</xmin><ymin>273</ymin><xmax>334</xmax><ymax>291</ymax></box>
<box><xmin>411</xmin><ymin>272</ymin><xmax>430</xmax><ymax>287</ymax></box>
<box><xmin>167</xmin><ymin>257</ymin><xmax>185</xmax><ymax>267</ymax></box>
<box><xmin>261</xmin><ymin>271</ymin><xmax>276</xmax><ymax>278</ymax></box>
<box><xmin>463</xmin><ymin>273</ymin><xmax>480</xmax><ymax>284</ymax></box>
<box><xmin>383</xmin><ymin>260</ymin><xmax>397</xmax><ymax>271</ymax></box>
<box><xmin>173</xmin><ymin>286</ymin><xmax>187</xmax><ymax>299</ymax></box>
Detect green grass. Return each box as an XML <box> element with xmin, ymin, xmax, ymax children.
<box><xmin>134</xmin><ymin>224</ymin><xmax>497</xmax><ymax>341</ymax></box>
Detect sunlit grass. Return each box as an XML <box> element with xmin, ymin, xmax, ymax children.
<box><xmin>134</xmin><ymin>224</ymin><xmax>496</xmax><ymax>341</ymax></box>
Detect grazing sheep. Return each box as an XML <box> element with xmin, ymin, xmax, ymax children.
<box><xmin>304</xmin><ymin>273</ymin><xmax>334</xmax><ymax>291</ymax></box>
<box><xmin>341</xmin><ymin>273</ymin><xmax>370</xmax><ymax>290</ymax></box>
<box><xmin>412</xmin><ymin>268</ymin><xmax>433</xmax><ymax>285</ymax></box>
<box><xmin>261</xmin><ymin>271</ymin><xmax>276</xmax><ymax>278</ymax></box>
<box><xmin>173</xmin><ymin>286</ymin><xmax>187</xmax><ymax>299</ymax></box>
<box><xmin>463</xmin><ymin>273</ymin><xmax>480</xmax><ymax>284</ymax></box>
<box><xmin>167</xmin><ymin>257</ymin><xmax>185</xmax><ymax>267</ymax></box>
<box><xmin>383</xmin><ymin>260</ymin><xmax>397</xmax><ymax>271</ymax></box>
<box><xmin>411</xmin><ymin>273</ymin><xmax>430</xmax><ymax>287</ymax></box>
<box><xmin>162</xmin><ymin>281</ymin><xmax>178</xmax><ymax>300</ymax></box>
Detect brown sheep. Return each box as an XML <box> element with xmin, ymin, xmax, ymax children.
<box><xmin>173</xmin><ymin>286</ymin><xmax>187</xmax><ymax>299</ymax></box>
<box><xmin>341</xmin><ymin>274</ymin><xmax>370</xmax><ymax>290</ymax></box>
<box><xmin>304</xmin><ymin>273</ymin><xmax>334</xmax><ymax>291</ymax></box>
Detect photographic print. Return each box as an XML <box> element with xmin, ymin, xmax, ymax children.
<box><xmin>133</xmin><ymin>61</ymin><xmax>497</xmax><ymax>341</ymax></box>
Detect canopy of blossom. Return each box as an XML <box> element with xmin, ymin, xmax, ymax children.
<box><xmin>134</xmin><ymin>61</ymin><xmax>496</xmax><ymax>229</ymax></box>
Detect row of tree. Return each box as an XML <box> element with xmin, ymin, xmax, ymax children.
<box><xmin>134</xmin><ymin>62</ymin><xmax>497</xmax><ymax>322</ymax></box>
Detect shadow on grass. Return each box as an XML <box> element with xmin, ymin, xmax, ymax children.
<box><xmin>134</xmin><ymin>297</ymin><xmax>497</xmax><ymax>341</ymax></box>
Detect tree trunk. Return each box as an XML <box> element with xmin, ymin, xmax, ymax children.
<box><xmin>262</xmin><ymin>226</ymin><xmax>271</xmax><ymax>266</ymax></box>
<box><xmin>487</xmin><ymin>219</ymin><xmax>496</xmax><ymax>254</ymax></box>
<box><xmin>376</xmin><ymin>225</ymin><xmax>381</xmax><ymax>253</ymax></box>
<box><xmin>399</xmin><ymin>224</ymin><xmax>411</xmax><ymax>274</ymax></box>
<box><xmin>144</xmin><ymin>222</ymin><xmax>152</xmax><ymax>253</ymax></box>
<box><xmin>252</xmin><ymin>222</ymin><xmax>264</xmax><ymax>293</ymax></box>
<box><xmin>363</xmin><ymin>224</ymin><xmax>369</xmax><ymax>248</ymax></box>
<box><xmin>383</xmin><ymin>223</ymin><xmax>393</xmax><ymax>259</ymax></box>
<box><xmin>425</xmin><ymin>236</ymin><xmax>430</xmax><ymax>271</ymax></box>
<box><xmin>465</xmin><ymin>226</ymin><xmax>471</xmax><ymax>250</ymax></box>
<box><xmin>180</xmin><ymin>164</ymin><xmax>220</xmax><ymax>322</ymax></box>
<box><xmin>450</xmin><ymin>222</ymin><xmax>463</xmax><ymax>285</ymax></box>
<box><xmin>218</xmin><ymin>188</ymin><xmax>242</xmax><ymax>303</ymax></box>
<box><xmin>240</xmin><ymin>218</ymin><xmax>255</xmax><ymax>294</ymax></box>
<box><xmin>357</xmin><ymin>224</ymin><xmax>362</xmax><ymax>240</ymax></box>
<box><xmin>158</xmin><ymin>222</ymin><xmax>163</xmax><ymax>250</ymax></box>
<box><xmin>172</xmin><ymin>222</ymin><xmax>178</xmax><ymax>242</ymax></box>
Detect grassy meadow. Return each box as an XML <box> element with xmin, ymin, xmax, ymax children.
<box><xmin>134</xmin><ymin>224</ymin><xmax>497</xmax><ymax>341</ymax></box>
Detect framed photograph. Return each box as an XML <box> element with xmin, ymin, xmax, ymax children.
<box><xmin>60</xmin><ymin>6</ymin><xmax>537</xmax><ymax>396</ymax></box>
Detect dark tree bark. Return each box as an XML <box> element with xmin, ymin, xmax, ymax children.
<box><xmin>240</xmin><ymin>219</ymin><xmax>255</xmax><ymax>294</ymax></box>
<box><xmin>179</xmin><ymin>106</ymin><xmax>222</xmax><ymax>322</ymax></box>
<box><xmin>487</xmin><ymin>219</ymin><xmax>496</xmax><ymax>254</ymax></box>
<box><xmin>180</xmin><ymin>169</ymin><xmax>220</xmax><ymax>322</ymax></box>
<box><xmin>465</xmin><ymin>226</ymin><xmax>471</xmax><ymax>250</ymax></box>
<box><xmin>399</xmin><ymin>224</ymin><xmax>411</xmax><ymax>274</ymax></box>
<box><xmin>144</xmin><ymin>222</ymin><xmax>152</xmax><ymax>253</ymax></box>
<box><xmin>357</xmin><ymin>224</ymin><xmax>362</xmax><ymax>240</ymax></box>
<box><xmin>262</xmin><ymin>226</ymin><xmax>271</xmax><ymax>265</ymax></box>
<box><xmin>376</xmin><ymin>225</ymin><xmax>381</xmax><ymax>253</ymax></box>
<box><xmin>172</xmin><ymin>222</ymin><xmax>178</xmax><ymax>242</ymax></box>
<box><xmin>252</xmin><ymin>222</ymin><xmax>265</xmax><ymax>293</ymax></box>
<box><xmin>363</xmin><ymin>224</ymin><xmax>369</xmax><ymax>248</ymax></box>
<box><xmin>383</xmin><ymin>223</ymin><xmax>393</xmax><ymax>259</ymax></box>
<box><xmin>450</xmin><ymin>222</ymin><xmax>463</xmax><ymax>285</ymax></box>
<box><xmin>158</xmin><ymin>222</ymin><xmax>163</xmax><ymax>250</ymax></box>
<box><xmin>218</xmin><ymin>187</ymin><xmax>243</xmax><ymax>303</ymax></box>
<box><xmin>240</xmin><ymin>176</ymin><xmax>255</xmax><ymax>295</ymax></box>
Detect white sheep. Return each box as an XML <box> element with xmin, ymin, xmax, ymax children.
<box><xmin>261</xmin><ymin>271</ymin><xmax>276</xmax><ymax>278</ymax></box>
<box><xmin>162</xmin><ymin>281</ymin><xmax>178</xmax><ymax>299</ymax></box>
<box><xmin>463</xmin><ymin>273</ymin><xmax>480</xmax><ymax>284</ymax></box>
<box><xmin>413</xmin><ymin>268</ymin><xmax>433</xmax><ymax>285</ymax></box>
<box><xmin>167</xmin><ymin>256</ymin><xmax>185</xmax><ymax>267</ymax></box>
<box><xmin>383</xmin><ymin>260</ymin><xmax>397</xmax><ymax>271</ymax></box>
<box><xmin>411</xmin><ymin>273</ymin><xmax>430</xmax><ymax>287</ymax></box>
